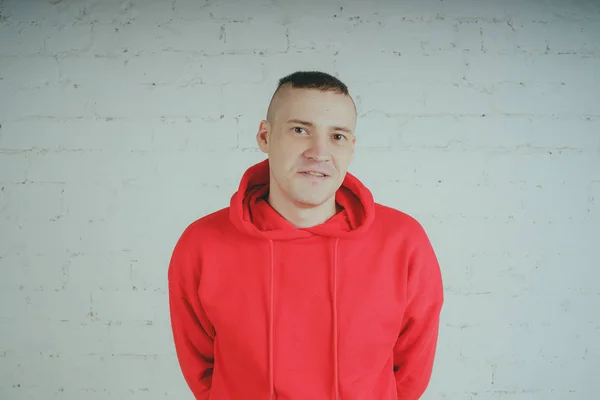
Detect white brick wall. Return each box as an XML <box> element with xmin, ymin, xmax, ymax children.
<box><xmin>1</xmin><ymin>0</ymin><xmax>599</xmax><ymax>399</ymax></box>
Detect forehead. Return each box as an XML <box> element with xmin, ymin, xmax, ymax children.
<box><xmin>275</xmin><ymin>88</ymin><xmax>357</xmax><ymax>127</ymax></box>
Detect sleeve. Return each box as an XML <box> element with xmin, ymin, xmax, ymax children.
<box><xmin>393</xmin><ymin>222</ymin><xmax>444</xmax><ymax>400</ymax></box>
<box><xmin>168</xmin><ymin>227</ymin><xmax>215</xmax><ymax>400</ymax></box>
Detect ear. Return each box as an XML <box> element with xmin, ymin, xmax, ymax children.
<box><xmin>256</xmin><ymin>120</ymin><xmax>270</xmax><ymax>154</ymax></box>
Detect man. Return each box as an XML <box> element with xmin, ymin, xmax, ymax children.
<box><xmin>168</xmin><ymin>71</ymin><xmax>444</xmax><ymax>400</ymax></box>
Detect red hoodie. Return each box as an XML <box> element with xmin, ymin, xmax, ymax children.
<box><xmin>168</xmin><ymin>158</ymin><xmax>444</xmax><ymax>400</ymax></box>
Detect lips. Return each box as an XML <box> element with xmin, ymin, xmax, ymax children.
<box><xmin>299</xmin><ymin>171</ymin><xmax>328</xmax><ymax>177</ymax></box>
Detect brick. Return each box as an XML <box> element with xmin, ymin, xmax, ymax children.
<box><xmin>262</xmin><ymin>51</ymin><xmax>336</xmax><ymax>84</ymax></box>
<box><xmin>117</xmin><ymin>0</ymin><xmax>175</xmax><ymax>25</ymax></box>
<box><xmin>465</xmin><ymin>53</ymin><xmax>535</xmax><ymax>84</ymax></box>
<box><xmin>106</xmin><ymin>320</ymin><xmax>173</xmax><ymax>355</ymax></box>
<box><xmin>411</xmin><ymin>148</ymin><xmax>489</xmax><ymax>184</ymax></box>
<box><xmin>200</xmin><ymin>0</ymin><xmax>279</xmax><ymax>22</ymax></box>
<box><xmin>354</xmin><ymin>113</ymin><xmax>404</xmax><ymax>149</ymax></box>
<box><xmin>357</xmin><ymin>81</ymin><xmax>494</xmax><ymax>116</ymax></box>
<box><xmin>221</xmin><ymin>81</ymin><xmax>274</xmax><ymax>118</ymax></box>
<box><xmin>493</xmin><ymin>356</ymin><xmax>588</xmax><ymax>392</ymax></box>
<box><xmin>462</xmin><ymin>247</ymin><xmax>597</xmax><ymax>297</ymax></box>
<box><xmin>432</xmin><ymin>0</ymin><xmax>543</xmax><ymax>20</ymax></box>
<box><xmin>399</xmin><ymin>116</ymin><xmax>600</xmax><ymax>152</ymax></box>
<box><xmin>422</xmin><ymin>82</ymin><xmax>494</xmax><ymax>115</ymax></box>
<box><xmin>54</xmin><ymin>218</ymin><xmax>152</xmax><ymax>255</ymax></box>
<box><xmin>544</xmin><ymin>20</ymin><xmax>600</xmax><ymax>54</ymax></box>
<box><xmin>446</xmin><ymin>292</ymin><xmax>565</xmax><ymax>327</ymax></box>
<box><xmin>423</xmin><ymin>216</ymin><xmax>535</xmax><ymax>260</ymax></box>
<box><xmin>288</xmin><ymin>17</ymin><xmax>347</xmax><ymax>51</ymax></box>
<box><xmin>0</xmin><ymin>250</ymin><xmax>67</xmax><ymax>291</ymax></box>
<box><xmin>0</xmin><ymin>118</ymin><xmax>155</xmax><ymax>152</ymax></box>
<box><xmin>530</xmin><ymin>55</ymin><xmax>600</xmax><ymax>86</ymax></box>
<box><xmin>0</xmin><ymin>22</ymin><xmax>47</xmax><ymax>56</ymax></box>
<box><xmin>236</xmin><ymin>114</ymin><xmax>261</xmax><ymax>150</ymax></box>
<box><xmin>520</xmin><ymin>182</ymin><xmax>589</xmax><ymax>222</ymax></box>
<box><xmin>153</xmin><ymin>116</ymin><xmax>239</xmax><ymax>151</ymax></box>
<box><xmin>0</xmin><ymin>287</ymin><xmax>92</xmax><ymax>322</ymax></box>
<box><xmin>353</xmin><ymin>146</ymin><xmax>491</xmax><ymax>189</ymax></box>
<box><xmin>2</xmin><ymin>0</ymin><xmax>57</xmax><ymax>23</ymax></box>
<box><xmin>152</xmin><ymin>149</ymin><xmax>264</xmax><ymax>188</ymax></box>
<box><xmin>373</xmin><ymin>180</ymin><xmax>535</xmax><ymax>223</ymax></box>
<box><xmin>173</xmin><ymin>0</ymin><xmax>211</xmax><ymax>21</ymax></box>
<box><xmin>455</xmin><ymin>323</ymin><xmax>586</xmax><ymax>366</ymax></box>
<box><xmin>0</xmin><ymin>185</ymin><xmax>7</xmax><ymax>216</ymax></box>
<box><xmin>57</xmin><ymin>53</ymin><xmax>203</xmax><ymax>88</ymax></box>
<box><xmin>0</xmin><ymin>182</ymin><xmax>65</xmax><ymax>222</ymax></box>
<box><xmin>67</xmin><ymin>252</ymin><xmax>132</xmax><ymax>291</ymax></box>
<box><xmin>384</xmin><ymin>19</ymin><xmax>457</xmax><ymax>54</ymax></box>
<box><xmin>45</xmin><ymin>23</ymin><xmax>92</xmax><ymax>55</ymax></box>
<box><xmin>466</xmin><ymin>54</ymin><xmax>600</xmax><ymax>86</ymax></box>
<box><xmin>82</xmin><ymin>0</ymin><xmax>134</xmax><ymax>24</ymax></box>
<box><xmin>200</xmin><ymin>54</ymin><xmax>263</xmax><ymax>84</ymax></box>
<box><xmin>91</xmin><ymin>289</ymin><xmax>167</xmax><ymax>323</ymax></box>
<box><xmin>0</xmin><ymin>153</ymin><xmax>28</xmax><ymax>183</ymax></box>
<box><xmin>469</xmin><ymin>391</ymin><xmax>586</xmax><ymax>400</ymax></box>
<box><xmin>480</xmin><ymin>17</ymin><xmax>600</xmax><ymax>55</ymax></box>
<box><xmin>92</xmin><ymin>85</ymin><xmax>222</xmax><ymax>118</ymax></box>
<box><xmin>432</xmin><ymin>353</ymin><xmax>492</xmax><ymax>392</ymax></box>
<box><xmin>130</xmin><ymin>253</ymin><xmax>169</xmax><ymax>292</ymax></box>
<box><xmin>0</xmin><ymin>87</ymin><xmax>95</xmax><ymax>119</ymax></box>
<box><xmin>453</xmin><ymin>21</ymin><xmax>483</xmax><ymax>52</ymax></box>
<box><xmin>482</xmin><ymin>21</ymin><xmax>550</xmax><ymax>54</ymax></box>
<box><xmin>62</xmin><ymin>182</ymin><xmax>120</xmax><ymax>223</ymax></box>
<box><xmin>355</xmin><ymin>81</ymin><xmax>425</xmax><ymax>115</ymax></box>
<box><xmin>484</xmin><ymin>152</ymin><xmax>600</xmax><ymax>186</ymax></box>
<box><xmin>27</xmin><ymin>151</ymin><xmax>155</xmax><ymax>184</ymax></box>
<box><xmin>349</xmin><ymin>149</ymin><xmax>415</xmax><ymax>186</ymax></box>
<box><xmin>1</xmin><ymin>319</ymin><xmax>110</xmax><ymax>357</ymax></box>
<box><xmin>272</xmin><ymin>0</ymin><xmax>341</xmax><ymax>19</ymax></box>
<box><xmin>336</xmin><ymin>52</ymin><xmax>466</xmax><ymax>85</ymax></box>
<box><xmin>91</xmin><ymin>21</ymin><xmax>225</xmax><ymax>56</ymax></box>
<box><xmin>290</xmin><ymin>18</ymin><xmax>456</xmax><ymax>55</ymax></box>
<box><xmin>224</xmin><ymin>21</ymin><xmax>287</xmax><ymax>53</ymax></box>
<box><xmin>0</xmin><ymin>56</ymin><xmax>59</xmax><ymax>90</ymax></box>
<box><xmin>588</xmin><ymin>181</ymin><xmax>600</xmax><ymax>221</ymax></box>
<box><xmin>62</xmin><ymin>353</ymin><xmax>178</xmax><ymax>391</ymax></box>
<box><xmin>490</xmin><ymin>81</ymin><xmax>599</xmax><ymax>115</ymax></box>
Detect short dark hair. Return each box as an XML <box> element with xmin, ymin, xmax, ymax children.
<box><xmin>276</xmin><ymin>71</ymin><xmax>349</xmax><ymax>95</ymax></box>
<box><xmin>266</xmin><ymin>71</ymin><xmax>354</xmax><ymax>122</ymax></box>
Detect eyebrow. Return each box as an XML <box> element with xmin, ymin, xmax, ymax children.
<box><xmin>285</xmin><ymin>119</ymin><xmax>353</xmax><ymax>134</ymax></box>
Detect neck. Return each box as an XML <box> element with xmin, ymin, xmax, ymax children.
<box><xmin>267</xmin><ymin>184</ymin><xmax>338</xmax><ymax>229</ymax></box>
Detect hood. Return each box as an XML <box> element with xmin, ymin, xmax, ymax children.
<box><xmin>229</xmin><ymin>158</ymin><xmax>375</xmax><ymax>240</ymax></box>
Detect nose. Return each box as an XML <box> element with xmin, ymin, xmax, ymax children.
<box><xmin>303</xmin><ymin>134</ymin><xmax>331</xmax><ymax>162</ymax></box>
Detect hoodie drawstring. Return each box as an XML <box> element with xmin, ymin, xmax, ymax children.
<box><xmin>267</xmin><ymin>238</ymin><xmax>341</xmax><ymax>400</ymax></box>
<box><xmin>268</xmin><ymin>240</ymin><xmax>275</xmax><ymax>400</ymax></box>
<box><xmin>332</xmin><ymin>238</ymin><xmax>340</xmax><ymax>400</ymax></box>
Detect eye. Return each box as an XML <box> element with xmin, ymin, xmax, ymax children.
<box><xmin>293</xmin><ymin>127</ymin><xmax>307</xmax><ymax>134</ymax></box>
<box><xmin>333</xmin><ymin>133</ymin><xmax>347</xmax><ymax>141</ymax></box>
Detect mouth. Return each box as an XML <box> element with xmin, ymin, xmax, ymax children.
<box><xmin>298</xmin><ymin>171</ymin><xmax>329</xmax><ymax>178</ymax></box>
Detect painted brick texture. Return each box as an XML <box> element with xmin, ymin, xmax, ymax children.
<box><xmin>1</xmin><ymin>0</ymin><xmax>599</xmax><ymax>399</ymax></box>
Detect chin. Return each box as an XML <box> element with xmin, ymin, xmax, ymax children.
<box><xmin>292</xmin><ymin>193</ymin><xmax>334</xmax><ymax>207</ymax></box>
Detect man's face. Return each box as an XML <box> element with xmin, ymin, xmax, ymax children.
<box><xmin>257</xmin><ymin>87</ymin><xmax>357</xmax><ymax>208</ymax></box>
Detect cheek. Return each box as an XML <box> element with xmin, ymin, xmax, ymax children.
<box><xmin>333</xmin><ymin>151</ymin><xmax>354</xmax><ymax>170</ymax></box>
<box><xmin>270</xmin><ymin>149</ymin><xmax>300</xmax><ymax>179</ymax></box>
<box><xmin>274</xmin><ymin>144</ymin><xmax>304</xmax><ymax>165</ymax></box>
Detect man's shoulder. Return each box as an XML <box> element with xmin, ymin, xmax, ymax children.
<box><xmin>177</xmin><ymin>206</ymin><xmax>232</xmax><ymax>241</ymax></box>
<box><xmin>374</xmin><ymin>202</ymin><xmax>420</xmax><ymax>226</ymax></box>
<box><xmin>372</xmin><ymin>203</ymin><xmax>429</xmax><ymax>237</ymax></box>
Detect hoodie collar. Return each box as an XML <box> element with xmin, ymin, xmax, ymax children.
<box><xmin>229</xmin><ymin>158</ymin><xmax>375</xmax><ymax>240</ymax></box>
